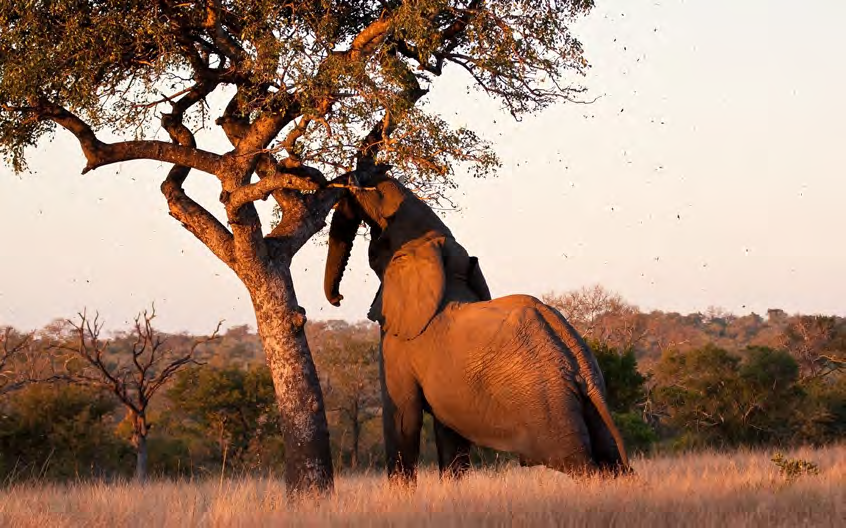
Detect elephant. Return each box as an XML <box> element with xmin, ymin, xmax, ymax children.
<box><xmin>323</xmin><ymin>165</ymin><xmax>630</xmax><ymax>484</ymax></box>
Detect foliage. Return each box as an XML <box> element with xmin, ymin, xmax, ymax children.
<box><xmin>791</xmin><ymin>375</ymin><xmax>846</xmax><ymax>444</ymax></box>
<box><xmin>0</xmin><ymin>384</ymin><xmax>130</xmax><ymax>481</ymax></box>
<box><xmin>612</xmin><ymin>412</ymin><xmax>658</xmax><ymax>455</ymax></box>
<box><xmin>165</xmin><ymin>364</ymin><xmax>283</xmax><ymax>472</ymax></box>
<box><xmin>310</xmin><ymin>321</ymin><xmax>381</xmax><ymax>468</ymax></box>
<box><xmin>771</xmin><ymin>452</ymin><xmax>820</xmax><ymax>482</ymax></box>
<box><xmin>591</xmin><ymin>341</ymin><xmax>647</xmax><ymax>413</ymax></box>
<box><xmin>589</xmin><ymin>340</ymin><xmax>656</xmax><ymax>453</ymax></box>
<box><xmin>0</xmin><ymin>0</ymin><xmax>596</xmax><ymax>194</ymax></box>
<box><xmin>653</xmin><ymin>344</ymin><xmax>807</xmax><ymax>449</ymax></box>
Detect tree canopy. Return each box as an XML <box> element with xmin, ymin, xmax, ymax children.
<box><xmin>1</xmin><ymin>0</ymin><xmax>593</xmax><ymax>195</ymax></box>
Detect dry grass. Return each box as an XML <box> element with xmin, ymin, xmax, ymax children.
<box><xmin>1</xmin><ymin>446</ymin><xmax>843</xmax><ymax>527</ymax></box>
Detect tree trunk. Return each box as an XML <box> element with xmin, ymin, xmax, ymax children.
<box><xmin>351</xmin><ymin>399</ymin><xmax>360</xmax><ymax>470</ymax></box>
<box><xmin>136</xmin><ymin>434</ymin><xmax>148</xmax><ymax>482</ymax></box>
<box><xmin>130</xmin><ymin>411</ymin><xmax>148</xmax><ymax>483</ymax></box>
<box><xmin>248</xmin><ymin>261</ymin><xmax>334</xmax><ymax>496</ymax></box>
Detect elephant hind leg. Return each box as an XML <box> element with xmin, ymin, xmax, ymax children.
<box><xmin>544</xmin><ymin>443</ymin><xmax>599</xmax><ymax>479</ymax></box>
<box><xmin>532</xmin><ymin>418</ymin><xmax>599</xmax><ymax>478</ymax></box>
<box><xmin>519</xmin><ymin>456</ymin><xmax>540</xmax><ymax>467</ymax></box>
<box><xmin>433</xmin><ymin>418</ymin><xmax>472</xmax><ymax>480</ymax></box>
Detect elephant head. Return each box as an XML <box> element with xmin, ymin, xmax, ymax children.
<box><xmin>324</xmin><ymin>169</ymin><xmax>487</xmax><ymax>340</ymax></box>
<box><xmin>322</xmin><ymin>163</ymin><xmax>398</xmax><ymax>307</ymax></box>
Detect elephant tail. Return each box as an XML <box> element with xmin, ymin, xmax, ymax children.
<box><xmin>585</xmin><ymin>384</ymin><xmax>630</xmax><ymax>471</ymax></box>
<box><xmin>536</xmin><ymin>303</ymin><xmax>631</xmax><ymax>472</ymax></box>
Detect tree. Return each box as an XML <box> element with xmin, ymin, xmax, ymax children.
<box><xmin>780</xmin><ymin>315</ymin><xmax>846</xmax><ymax>382</ymax></box>
<box><xmin>166</xmin><ymin>364</ymin><xmax>282</xmax><ymax>471</ymax></box>
<box><xmin>737</xmin><ymin>346</ymin><xmax>803</xmax><ymax>443</ymax></box>
<box><xmin>544</xmin><ymin>285</ymin><xmax>647</xmax><ymax>351</ymax></box>
<box><xmin>1</xmin><ymin>1</ymin><xmax>594</xmax><ymax>493</ymax></box>
<box><xmin>652</xmin><ymin>344</ymin><xmax>805</xmax><ymax>448</ymax></box>
<box><xmin>0</xmin><ymin>383</ymin><xmax>127</xmax><ymax>481</ymax></box>
<box><xmin>0</xmin><ymin>326</ymin><xmax>66</xmax><ymax>395</ymax></box>
<box><xmin>311</xmin><ymin>321</ymin><xmax>380</xmax><ymax>469</ymax></box>
<box><xmin>0</xmin><ymin>327</ymin><xmax>32</xmax><ymax>395</ymax></box>
<box><xmin>590</xmin><ymin>340</ymin><xmax>646</xmax><ymax>414</ymax></box>
<box><xmin>55</xmin><ymin>309</ymin><xmax>220</xmax><ymax>481</ymax></box>
<box><xmin>652</xmin><ymin>345</ymin><xmax>744</xmax><ymax>448</ymax></box>
<box><xmin>590</xmin><ymin>340</ymin><xmax>656</xmax><ymax>453</ymax></box>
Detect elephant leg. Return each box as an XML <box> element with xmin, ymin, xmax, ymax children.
<box><xmin>519</xmin><ymin>456</ymin><xmax>539</xmax><ymax>467</ymax></box>
<box><xmin>433</xmin><ymin>417</ymin><xmax>471</xmax><ymax>480</ymax></box>
<box><xmin>380</xmin><ymin>349</ymin><xmax>423</xmax><ymax>486</ymax></box>
<box><xmin>544</xmin><ymin>437</ymin><xmax>599</xmax><ymax>479</ymax></box>
<box><xmin>536</xmin><ymin>413</ymin><xmax>599</xmax><ymax>478</ymax></box>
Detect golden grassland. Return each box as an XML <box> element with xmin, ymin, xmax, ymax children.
<box><xmin>0</xmin><ymin>446</ymin><xmax>843</xmax><ymax>527</ymax></box>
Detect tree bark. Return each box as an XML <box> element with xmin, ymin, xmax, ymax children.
<box><xmin>136</xmin><ymin>434</ymin><xmax>148</xmax><ymax>483</ymax></box>
<box><xmin>247</xmin><ymin>260</ymin><xmax>334</xmax><ymax>495</ymax></box>
<box><xmin>130</xmin><ymin>411</ymin><xmax>149</xmax><ymax>483</ymax></box>
<box><xmin>351</xmin><ymin>399</ymin><xmax>361</xmax><ymax>469</ymax></box>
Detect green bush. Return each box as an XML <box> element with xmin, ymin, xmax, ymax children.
<box><xmin>0</xmin><ymin>384</ymin><xmax>131</xmax><ymax>481</ymax></box>
<box><xmin>613</xmin><ymin>412</ymin><xmax>658</xmax><ymax>454</ymax></box>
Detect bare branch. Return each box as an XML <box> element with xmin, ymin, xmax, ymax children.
<box><xmin>56</xmin><ymin>308</ymin><xmax>221</xmax><ymax>415</ymax></box>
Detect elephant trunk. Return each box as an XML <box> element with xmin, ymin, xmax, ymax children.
<box><xmin>324</xmin><ymin>195</ymin><xmax>361</xmax><ymax>306</ymax></box>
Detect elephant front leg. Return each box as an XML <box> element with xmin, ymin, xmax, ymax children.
<box><xmin>381</xmin><ymin>367</ymin><xmax>424</xmax><ymax>487</ymax></box>
<box><xmin>433</xmin><ymin>418</ymin><xmax>472</xmax><ymax>480</ymax></box>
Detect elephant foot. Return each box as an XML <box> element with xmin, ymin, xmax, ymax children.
<box><xmin>439</xmin><ymin>457</ymin><xmax>470</xmax><ymax>480</ymax></box>
<box><xmin>433</xmin><ymin>418</ymin><xmax>472</xmax><ymax>481</ymax></box>
<box><xmin>596</xmin><ymin>460</ymin><xmax>635</xmax><ymax>479</ymax></box>
<box><xmin>519</xmin><ymin>456</ymin><xmax>540</xmax><ymax>468</ymax></box>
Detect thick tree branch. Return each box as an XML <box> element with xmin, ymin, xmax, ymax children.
<box><xmin>345</xmin><ymin>18</ymin><xmax>393</xmax><ymax>61</ymax></box>
<box><xmin>33</xmin><ymin>102</ymin><xmax>222</xmax><ymax>175</ymax></box>
<box><xmin>267</xmin><ymin>186</ymin><xmax>344</xmax><ymax>260</ymax></box>
<box><xmin>161</xmin><ymin>176</ymin><xmax>236</xmax><ymax>269</ymax></box>
<box><xmin>357</xmin><ymin>62</ymin><xmax>428</xmax><ymax>164</ymax></box>
<box><xmin>203</xmin><ymin>0</ymin><xmax>247</xmax><ymax>65</ymax></box>
<box><xmin>153</xmin><ymin>82</ymin><xmax>237</xmax><ymax>268</ymax></box>
<box><xmin>216</xmin><ymin>90</ymin><xmax>253</xmax><ymax>147</ymax></box>
<box><xmin>236</xmin><ymin>97</ymin><xmax>302</xmax><ymax>155</ymax></box>
<box><xmin>237</xmin><ymin>15</ymin><xmax>396</xmax><ymax>157</ymax></box>
<box><xmin>225</xmin><ymin>162</ymin><xmax>329</xmax><ymax>214</ymax></box>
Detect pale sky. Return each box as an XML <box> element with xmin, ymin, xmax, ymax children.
<box><xmin>2</xmin><ymin>0</ymin><xmax>845</xmax><ymax>333</ymax></box>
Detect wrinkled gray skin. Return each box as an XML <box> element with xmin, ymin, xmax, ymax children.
<box><xmin>324</xmin><ymin>167</ymin><xmax>630</xmax><ymax>484</ymax></box>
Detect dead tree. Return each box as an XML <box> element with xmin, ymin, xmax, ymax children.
<box><xmin>56</xmin><ymin>309</ymin><xmax>221</xmax><ymax>482</ymax></box>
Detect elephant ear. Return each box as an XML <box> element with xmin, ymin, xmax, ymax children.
<box><xmin>381</xmin><ymin>239</ymin><xmax>446</xmax><ymax>340</ymax></box>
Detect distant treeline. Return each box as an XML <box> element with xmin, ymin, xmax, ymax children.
<box><xmin>0</xmin><ymin>286</ymin><xmax>843</xmax><ymax>482</ymax></box>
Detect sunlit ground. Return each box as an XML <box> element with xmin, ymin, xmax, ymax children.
<box><xmin>1</xmin><ymin>446</ymin><xmax>843</xmax><ymax>527</ymax></box>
